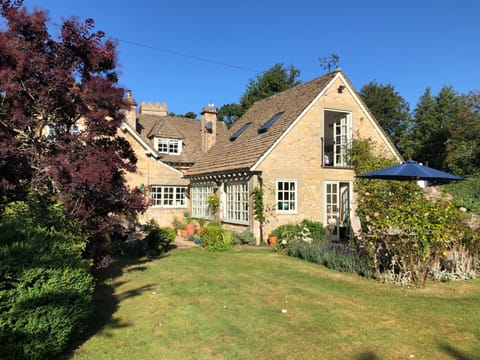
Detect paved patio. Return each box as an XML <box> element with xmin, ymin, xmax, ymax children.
<box><xmin>172</xmin><ymin>234</ymin><xmax>197</xmax><ymax>249</ymax></box>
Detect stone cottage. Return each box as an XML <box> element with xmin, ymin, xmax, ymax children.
<box><xmin>121</xmin><ymin>69</ymin><xmax>401</xmax><ymax>242</ymax></box>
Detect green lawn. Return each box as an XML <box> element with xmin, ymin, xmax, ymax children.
<box><xmin>70</xmin><ymin>248</ymin><xmax>480</xmax><ymax>360</ymax></box>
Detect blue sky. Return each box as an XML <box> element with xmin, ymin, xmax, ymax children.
<box><xmin>22</xmin><ymin>0</ymin><xmax>480</xmax><ymax>117</ymax></box>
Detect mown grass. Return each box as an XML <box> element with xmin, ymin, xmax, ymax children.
<box><xmin>70</xmin><ymin>248</ymin><xmax>480</xmax><ymax>360</ymax></box>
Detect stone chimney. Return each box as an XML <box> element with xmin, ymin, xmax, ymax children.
<box><xmin>124</xmin><ymin>90</ymin><xmax>137</xmax><ymax>130</ymax></box>
<box><xmin>201</xmin><ymin>103</ymin><xmax>217</xmax><ymax>152</ymax></box>
<box><xmin>139</xmin><ymin>101</ymin><xmax>168</xmax><ymax>116</ymax></box>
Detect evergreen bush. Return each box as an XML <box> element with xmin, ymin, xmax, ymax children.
<box><xmin>0</xmin><ymin>199</ymin><xmax>94</xmax><ymax>359</ymax></box>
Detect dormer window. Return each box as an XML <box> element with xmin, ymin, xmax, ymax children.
<box><xmin>155</xmin><ymin>138</ymin><xmax>182</xmax><ymax>155</ymax></box>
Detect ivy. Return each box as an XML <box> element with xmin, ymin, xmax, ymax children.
<box><xmin>251</xmin><ymin>187</ymin><xmax>265</xmax><ymax>225</ymax></box>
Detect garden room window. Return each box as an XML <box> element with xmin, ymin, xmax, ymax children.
<box><xmin>150</xmin><ymin>186</ymin><xmax>187</xmax><ymax>208</ymax></box>
<box><xmin>224</xmin><ymin>182</ymin><xmax>249</xmax><ymax>224</ymax></box>
<box><xmin>155</xmin><ymin>138</ymin><xmax>182</xmax><ymax>155</ymax></box>
<box><xmin>276</xmin><ymin>180</ymin><xmax>297</xmax><ymax>213</ymax></box>
<box><xmin>191</xmin><ymin>184</ymin><xmax>215</xmax><ymax>219</ymax></box>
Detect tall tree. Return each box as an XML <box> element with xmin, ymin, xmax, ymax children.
<box><xmin>411</xmin><ymin>86</ymin><xmax>463</xmax><ymax>170</ymax></box>
<box><xmin>359</xmin><ymin>81</ymin><xmax>412</xmax><ymax>158</ymax></box>
<box><xmin>168</xmin><ymin>111</ymin><xmax>197</xmax><ymax>119</ymax></box>
<box><xmin>216</xmin><ymin>103</ymin><xmax>243</xmax><ymax>125</ymax></box>
<box><xmin>217</xmin><ymin>63</ymin><xmax>301</xmax><ymax>125</ymax></box>
<box><xmin>445</xmin><ymin>91</ymin><xmax>480</xmax><ymax>176</ymax></box>
<box><xmin>0</xmin><ymin>1</ymin><xmax>145</xmax><ymax>262</ymax></box>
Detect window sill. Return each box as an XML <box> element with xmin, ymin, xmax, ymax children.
<box><xmin>150</xmin><ymin>205</ymin><xmax>187</xmax><ymax>209</ymax></box>
<box><xmin>222</xmin><ymin>219</ymin><xmax>249</xmax><ymax>226</ymax></box>
<box><xmin>276</xmin><ymin>211</ymin><xmax>298</xmax><ymax>215</ymax></box>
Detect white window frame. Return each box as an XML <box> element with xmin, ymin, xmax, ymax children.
<box><xmin>150</xmin><ymin>185</ymin><xmax>187</xmax><ymax>208</ymax></box>
<box><xmin>191</xmin><ymin>184</ymin><xmax>215</xmax><ymax>219</ymax></box>
<box><xmin>224</xmin><ymin>182</ymin><xmax>249</xmax><ymax>225</ymax></box>
<box><xmin>70</xmin><ymin>124</ymin><xmax>80</xmax><ymax>135</ymax></box>
<box><xmin>324</xmin><ymin>181</ymin><xmax>352</xmax><ymax>240</ymax></box>
<box><xmin>46</xmin><ymin>123</ymin><xmax>82</xmax><ymax>138</ymax></box>
<box><xmin>276</xmin><ymin>180</ymin><xmax>298</xmax><ymax>214</ymax></box>
<box><xmin>155</xmin><ymin>138</ymin><xmax>182</xmax><ymax>155</ymax></box>
<box><xmin>323</xmin><ymin>110</ymin><xmax>353</xmax><ymax>167</ymax></box>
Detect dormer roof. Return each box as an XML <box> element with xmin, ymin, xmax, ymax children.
<box><xmin>135</xmin><ymin>114</ymin><xmax>226</xmax><ymax>165</ymax></box>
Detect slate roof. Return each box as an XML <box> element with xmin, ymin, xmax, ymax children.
<box><xmin>135</xmin><ymin>113</ymin><xmax>227</xmax><ymax>165</ymax></box>
<box><xmin>186</xmin><ymin>70</ymin><xmax>339</xmax><ymax>176</ymax></box>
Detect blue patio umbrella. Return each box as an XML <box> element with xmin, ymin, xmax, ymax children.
<box><xmin>356</xmin><ymin>160</ymin><xmax>463</xmax><ymax>183</ymax></box>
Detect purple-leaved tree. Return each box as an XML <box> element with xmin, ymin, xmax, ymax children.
<box><xmin>0</xmin><ymin>0</ymin><xmax>146</xmax><ymax>264</ymax></box>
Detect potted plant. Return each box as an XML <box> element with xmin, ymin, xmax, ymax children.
<box><xmin>267</xmin><ymin>234</ymin><xmax>278</xmax><ymax>246</ymax></box>
<box><xmin>172</xmin><ymin>215</ymin><xmax>186</xmax><ymax>236</ymax></box>
<box><xmin>183</xmin><ymin>211</ymin><xmax>196</xmax><ymax>237</ymax></box>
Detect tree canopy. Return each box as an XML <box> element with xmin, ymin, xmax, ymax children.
<box><xmin>217</xmin><ymin>63</ymin><xmax>301</xmax><ymax>125</ymax></box>
<box><xmin>0</xmin><ymin>0</ymin><xmax>145</xmax><ymax>262</ymax></box>
<box><xmin>359</xmin><ymin>80</ymin><xmax>480</xmax><ymax>177</ymax></box>
<box><xmin>168</xmin><ymin>111</ymin><xmax>197</xmax><ymax>119</ymax></box>
<box><xmin>410</xmin><ymin>86</ymin><xmax>465</xmax><ymax>171</ymax></box>
<box><xmin>444</xmin><ymin>91</ymin><xmax>480</xmax><ymax>176</ymax></box>
<box><xmin>359</xmin><ymin>81</ymin><xmax>412</xmax><ymax>158</ymax></box>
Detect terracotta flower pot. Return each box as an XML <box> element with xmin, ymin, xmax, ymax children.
<box><xmin>186</xmin><ymin>222</ymin><xmax>195</xmax><ymax>236</ymax></box>
<box><xmin>268</xmin><ymin>235</ymin><xmax>278</xmax><ymax>246</ymax></box>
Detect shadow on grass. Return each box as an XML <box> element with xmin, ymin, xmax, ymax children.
<box><xmin>60</xmin><ymin>254</ymin><xmax>167</xmax><ymax>358</ymax></box>
<box><xmin>355</xmin><ymin>351</ymin><xmax>380</xmax><ymax>360</ymax></box>
<box><xmin>438</xmin><ymin>342</ymin><xmax>476</xmax><ymax>360</ymax></box>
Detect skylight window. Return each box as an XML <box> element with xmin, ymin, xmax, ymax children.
<box><xmin>258</xmin><ymin>112</ymin><xmax>284</xmax><ymax>134</ymax></box>
<box><xmin>229</xmin><ymin>122</ymin><xmax>252</xmax><ymax>142</ymax></box>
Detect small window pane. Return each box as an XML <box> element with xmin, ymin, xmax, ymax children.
<box><xmin>276</xmin><ymin>180</ymin><xmax>297</xmax><ymax>213</ymax></box>
<box><xmin>150</xmin><ymin>185</ymin><xmax>187</xmax><ymax>208</ymax></box>
<box><xmin>225</xmin><ymin>182</ymin><xmax>249</xmax><ymax>224</ymax></box>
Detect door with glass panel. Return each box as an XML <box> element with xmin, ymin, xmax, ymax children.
<box><xmin>324</xmin><ymin>181</ymin><xmax>350</xmax><ymax>241</ymax></box>
<box><xmin>333</xmin><ymin>115</ymin><xmax>348</xmax><ymax>167</ymax></box>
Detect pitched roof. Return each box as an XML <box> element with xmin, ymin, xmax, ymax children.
<box><xmin>337</xmin><ymin>72</ymin><xmax>403</xmax><ymax>162</ymax></box>
<box><xmin>187</xmin><ymin>70</ymin><xmax>338</xmax><ymax>175</ymax></box>
<box><xmin>135</xmin><ymin>114</ymin><xmax>226</xmax><ymax>165</ymax></box>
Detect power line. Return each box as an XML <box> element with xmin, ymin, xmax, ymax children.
<box><xmin>118</xmin><ymin>38</ymin><xmax>262</xmax><ymax>74</ymax></box>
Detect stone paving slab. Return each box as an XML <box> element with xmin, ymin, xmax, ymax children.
<box><xmin>172</xmin><ymin>235</ymin><xmax>197</xmax><ymax>249</ymax></box>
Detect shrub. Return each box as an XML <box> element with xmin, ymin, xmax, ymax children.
<box><xmin>233</xmin><ymin>230</ymin><xmax>256</xmax><ymax>245</ymax></box>
<box><xmin>286</xmin><ymin>239</ymin><xmax>373</xmax><ymax>277</ymax></box>
<box><xmin>271</xmin><ymin>220</ymin><xmax>327</xmax><ymax>251</ymax></box>
<box><xmin>352</xmin><ymin>139</ymin><xmax>480</xmax><ymax>284</ymax></box>
<box><xmin>300</xmin><ymin>219</ymin><xmax>326</xmax><ymax>241</ymax></box>
<box><xmin>444</xmin><ymin>176</ymin><xmax>480</xmax><ymax>212</ymax></box>
<box><xmin>0</xmin><ymin>199</ymin><xmax>94</xmax><ymax>359</ymax></box>
<box><xmin>200</xmin><ymin>225</ymin><xmax>234</xmax><ymax>252</ymax></box>
<box><xmin>143</xmin><ymin>220</ymin><xmax>175</xmax><ymax>255</ymax></box>
<box><xmin>125</xmin><ymin>239</ymin><xmax>149</xmax><ymax>258</ymax></box>
<box><xmin>270</xmin><ymin>223</ymin><xmax>301</xmax><ymax>241</ymax></box>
